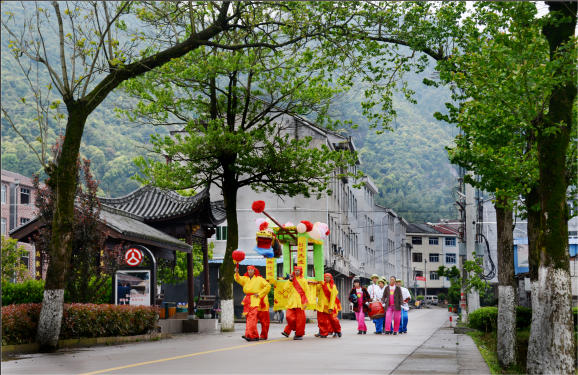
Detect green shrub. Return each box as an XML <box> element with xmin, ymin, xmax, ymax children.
<box><xmin>573</xmin><ymin>307</ymin><xmax>577</xmax><ymax>329</ymax></box>
<box><xmin>2</xmin><ymin>303</ymin><xmax>159</xmax><ymax>346</ymax></box>
<box><xmin>196</xmin><ymin>308</ymin><xmax>205</xmax><ymax>319</ymax></box>
<box><xmin>516</xmin><ymin>306</ymin><xmax>532</xmax><ymax>330</ymax></box>
<box><xmin>1</xmin><ymin>279</ymin><xmax>45</xmax><ymax>306</ymax></box>
<box><xmin>469</xmin><ymin>306</ymin><xmax>498</xmax><ymax>332</ymax></box>
<box><xmin>416</xmin><ymin>295</ymin><xmax>424</xmax><ymax>301</ymax></box>
<box><xmin>438</xmin><ymin>293</ymin><xmax>447</xmax><ymax>302</ymax></box>
<box><xmin>469</xmin><ymin>306</ymin><xmax>534</xmax><ymax>333</ymax></box>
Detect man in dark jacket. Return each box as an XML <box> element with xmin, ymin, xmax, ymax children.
<box><xmin>381</xmin><ymin>276</ymin><xmax>404</xmax><ymax>335</ymax></box>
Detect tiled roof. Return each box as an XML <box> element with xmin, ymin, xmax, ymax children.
<box><xmin>435</xmin><ymin>225</ymin><xmax>460</xmax><ymax>235</ymax></box>
<box><xmin>406</xmin><ymin>223</ymin><xmax>440</xmax><ymax>234</ymax></box>
<box><xmin>100</xmin><ymin>205</ymin><xmax>190</xmax><ymax>250</ymax></box>
<box><xmin>99</xmin><ymin>185</ymin><xmax>209</xmax><ymax>221</ymax></box>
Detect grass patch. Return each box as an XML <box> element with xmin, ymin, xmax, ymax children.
<box><xmin>466</xmin><ymin>330</ymin><xmax>528</xmax><ymax>374</ymax></box>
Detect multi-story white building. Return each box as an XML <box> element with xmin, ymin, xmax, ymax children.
<box><xmin>350</xmin><ymin>175</ymin><xmax>378</xmax><ymax>280</ymax></box>
<box><xmin>406</xmin><ymin>223</ymin><xmax>461</xmax><ymax>297</ymax></box>
<box><xmin>373</xmin><ymin>206</ymin><xmax>410</xmax><ymax>283</ymax></box>
<box><xmin>209</xmin><ymin>116</ymin><xmax>362</xmax><ymax>317</ymax></box>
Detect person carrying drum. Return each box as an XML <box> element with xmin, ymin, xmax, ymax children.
<box><xmin>367</xmin><ymin>274</ymin><xmax>386</xmax><ymax>334</ymax></box>
<box><xmin>381</xmin><ymin>275</ymin><xmax>403</xmax><ymax>335</ymax></box>
<box><xmin>313</xmin><ymin>273</ymin><xmax>342</xmax><ymax>338</ymax></box>
<box><xmin>281</xmin><ymin>266</ymin><xmax>310</xmax><ymax>340</ymax></box>
<box><xmin>235</xmin><ymin>266</ymin><xmax>271</xmax><ymax>342</ymax></box>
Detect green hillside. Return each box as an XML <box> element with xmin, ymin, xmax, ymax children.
<box><xmin>1</xmin><ymin>2</ymin><xmax>458</xmax><ymax>221</ymax></box>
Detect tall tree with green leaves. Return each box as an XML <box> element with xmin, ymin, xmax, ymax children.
<box><xmin>432</xmin><ymin>2</ymin><xmax>576</xmax><ymax>371</ymax></box>
<box><xmin>1</xmin><ymin>1</ymin><xmax>358</xmax><ymax>349</ymax></box>
<box><xmin>117</xmin><ymin>33</ymin><xmax>359</xmax><ymax>331</ymax></box>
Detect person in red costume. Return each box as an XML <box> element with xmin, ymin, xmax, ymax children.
<box><xmin>281</xmin><ymin>265</ymin><xmax>309</xmax><ymax>340</ymax></box>
<box><xmin>314</xmin><ymin>273</ymin><xmax>342</xmax><ymax>338</ymax></box>
<box><xmin>235</xmin><ymin>265</ymin><xmax>271</xmax><ymax>342</ymax></box>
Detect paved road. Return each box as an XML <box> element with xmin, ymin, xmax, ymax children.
<box><xmin>3</xmin><ymin>307</ymin><xmax>476</xmax><ymax>375</ymax></box>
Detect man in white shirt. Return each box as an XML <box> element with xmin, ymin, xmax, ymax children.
<box><xmin>396</xmin><ymin>279</ymin><xmax>411</xmax><ymax>334</ymax></box>
<box><xmin>367</xmin><ymin>274</ymin><xmax>385</xmax><ymax>334</ymax></box>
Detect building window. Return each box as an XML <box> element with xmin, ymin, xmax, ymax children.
<box><xmin>20</xmin><ymin>218</ymin><xmax>30</xmax><ymax>225</ymax></box>
<box><xmin>445</xmin><ymin>237</ymin><xmax>456</xmax><ymax>246</ymax></box>
<box><xmin>412</xmin><ymin>253</ymin><xmax>422</xmax><ymax>262</ymax></box>
<box><xmin>1</xmin><ymin>218</ymin><xmax>6</xmax><ymax>235</ymax></box>
<box><xmin>430</xmin><ymin>271</ymin><xmax>439</xmax><ymax>280</ymax></box>
<box><xmin>446</xmin><ymin>253</ymin><xmax>457</xmax><ymax>263</ymax></box>
<box><xmin>20</xmin><ymin>252</ymin><xmax>29</xmax><ymax>270</ymax></box>
<box><xmin>414</xmin><ymin>270</ymin><xmax>423</xmax><ymax>277</ymax></box>
<box><xmin>429</xmin><ymin>237</ymin><xmax>439</xmax><ymax>245</ymax></box>
<box><xmin>429</xmin><ymin>253</ymin><xmax>439</xmax><ymax>262</ymax></box>
<box><xmin>1</xmin><ymin>185</ymin><xmax>6</xmax><ymax>204</ymax></box>
<box><xmin>412</xmin><ymin>237</ymin><xmax>422</xmax><ymax>245</ymax></box>
<box><xmin>216</xmin><ymin>226</ymin><xmax>227</xmax><ymax>241</ymax></box>
<box><xmin>20</xmin><ymin>188</ymin><xmax>31</xmax><ymax>205</ymax></box>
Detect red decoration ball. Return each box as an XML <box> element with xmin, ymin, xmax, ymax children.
<box><xmin>252</xmin><ymin>200</ymin><xmax>266</xmax><ymax>213</ymax></box>
<box><xmin>259</xmin><ymin>222</ymin><xmax>269</xmax><ymax>231</ymax></box>
<box><xmin>300</xmin><ymin>220</ymin><xmax>313</xmax><ymax>232</ymax></box>
<box><xmin>326</xmin><ymin>230</ymin><xmax>330</xmax><ymax>236</ymax></box>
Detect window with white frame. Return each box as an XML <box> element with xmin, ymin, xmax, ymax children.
<box><xmin>20</xmin><ymin>218</ymin><xmax>30</xmax><ymax>225</ymax></box>
<box><xmin>1</xmin><ymin>185</ymin><xmax>6</xmax><ymax>204</ymax></box>
<box><xmin>445</xmin><ymin>237</ymin><xmax>456</xmax><ymax>246</ymax></box>
<box><xmin>20</xmin><ymin>188</ymin><xmax>31</xmax><ymax>205</ymax></box>
<box><xmin>429</xmin><ymin>253</ymin><xmax>439</xmax><ymax>262</ymax></box>
<box><xmin>430</xmin><ymin>271</ymin><xmax>439</xmax><ymax>280</ymax></box>
<box><xmin>429</xmin><ymin>237</ymin><xmax>439</xmax><ymax>245</ymax></box>
<box><xmin>216</xmin><ymin>226</ymin><xmax>228</xmax><ymax>241</ymax></box>
<box><xmin>1</xmin><ymin>218</ymin><xmax>6</xmax><ymax>235</ymax></box>
<box><xmin>446</xmin><ymin>253</ymin><xmax>457</xmax><ymax>263</ymax></box>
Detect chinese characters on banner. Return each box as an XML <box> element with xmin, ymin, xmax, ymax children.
<box><xmin>115</xmin><ymin>270</ymin><xmax>151</xmax><ymax>306</ymax></box>
<box><xmin>266</xmin><ymin>258</ymin><xmax>276</xmax><ymax>284</ymax></box>
<box><xmin>297</xmin><ymin>236</ymin><xmax>307</xmax><ymax>268</ymax></box>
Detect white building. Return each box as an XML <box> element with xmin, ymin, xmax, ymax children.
<box><xmin>373</xmin><ymin>206</ymin><xmax>410</xmax><ymax>283</ymax></box>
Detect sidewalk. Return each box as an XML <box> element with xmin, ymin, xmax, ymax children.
<box><xmin>391</xmin><ymin>321</ymin><xmax>490</xmax><ymax>375</ymax></box>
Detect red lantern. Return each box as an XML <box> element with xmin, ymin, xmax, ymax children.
<box><xmin>300</xmin><ymin>220</ymin><xmax>313</xmax><ymax>232</ymax></box>
<box><xmin>251</xmin><ymin>200</ymin><xmax>266</xmax><ymax>213</ymax></box>
<box><xmin>232</xmin><ymin>249</ymin><xmax>245</xmax><ymax>271</ymax></box>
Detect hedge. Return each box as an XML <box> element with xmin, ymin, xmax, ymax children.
<box><xmin>1</xmin><ymin>279</ymin><xmax>45</xmax><ymax>306</ymax></box>
<box><xmin>468</xmin><ymin>306</ymin><xmax>534</xmax><ymax>333</ymax></box>
<box><xmin>2</xmin><ymin>303</ymin><xmax>159</xmax><ymax>346</ymax></box>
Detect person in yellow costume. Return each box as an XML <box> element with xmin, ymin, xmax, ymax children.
<box><xmin>313</xmin><ymin>273</ymin><xmax>342</xmax><ymax>338</ymax></box>
<box><xmin>234</xmin><ymin>266</ymin><xmax>271</xmax><ymax>342</ymax></box>
<box><xmin>281</xmin><ymin>266</ymin><xmax>309</xmax><ymax>340</ymax></box>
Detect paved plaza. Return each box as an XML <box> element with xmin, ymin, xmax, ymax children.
<box><xmin>2</xmin><ymin>307</ymin><xmax>489</xmax><ymax>375</ymax></box>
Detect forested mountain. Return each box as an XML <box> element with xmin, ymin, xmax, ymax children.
<box><xmin>1</xmin><ymin>2</ymin><xmax>458</xmax><ymax>222</ymax></box>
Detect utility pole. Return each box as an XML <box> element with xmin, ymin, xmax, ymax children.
<box><xmin>425</xmin><ymin>259</ymin><xmax>428</xmax><ymax>301</ymax></box>
<box><xmin>413</xmin><ymin>267</ymin><xmax>417</xmax><ymax>299</ymax></box>
<box><xmin>465</xmin><ymin>172</ymin><xmax>480</xmax><ymax>321</ymax></box>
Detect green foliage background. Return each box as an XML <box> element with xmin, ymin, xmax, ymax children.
<box><xmin>1</xmin><ymin>1</ymin><xmax>458</xmax><ymax>222</ymax></box>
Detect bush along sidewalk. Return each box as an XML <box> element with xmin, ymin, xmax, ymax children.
<box><xmin>2</xmin><ymin>303</ymin><xmax>159</xmax><ymax>346</ymax></box>
<box><xmin>468</xmin><ymin>306</ymin><xmax>533</xmax><ymax>333</ymax></box>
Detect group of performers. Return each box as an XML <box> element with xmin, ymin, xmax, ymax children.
<box><xmin>235</xmin><ymin>265</ymin><xmax>342</xmax><ymax>341</ymax></box>
<box><xmin>351</xmin><ymin>275</ymin><xmax>411</xmax><ymax>335</ymax></box>
<box><xmin>235</xmin><ymin>265</ymin><xmax>411</xmax><ymax>341</ymax></box>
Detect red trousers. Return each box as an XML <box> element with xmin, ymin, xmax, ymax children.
<box><xmin>245</xmin><ymin>306</ymin><xmax>259</xmax><ymax>339</ymax></box>
<box><xmin>257</xmin><ymin>310</ymin><xmax>270</xmax><ymax>339</ymax></box>
<box><xmin>284</xmin><ymin>308</ymin><xmax>306</xmax><ymax>337</ymax></box>
<box><xmin>318</xmin><ymin>311</ymin><xmax>341</xmax><ymax>335</ymax></box>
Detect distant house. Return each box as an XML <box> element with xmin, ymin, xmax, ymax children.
<box><xmin>1</xmin><ymin>170</ymin><xmax>43</xmax><ymax>280</ymax></box>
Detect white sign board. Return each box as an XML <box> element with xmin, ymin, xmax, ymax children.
<box><xmin>517</xmin><ymin>244</ymin><xmax>529</xmax><ymax>268</ymax></box>
<box><xmin>115</xmin><ymin>270</ymin><xmax>151</xmax><ymax>306</ymax></box>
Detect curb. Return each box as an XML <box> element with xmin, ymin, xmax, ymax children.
<box><xmin>1</xmin><ymin>333</ymin><xmax>172</xmax><ymax>355</ymax></box>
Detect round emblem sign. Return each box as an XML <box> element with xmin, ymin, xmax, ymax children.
<box><xmin>125</xmin><ymin>248</ymin><xmax>143</xmax><ymax>267</ymax></box>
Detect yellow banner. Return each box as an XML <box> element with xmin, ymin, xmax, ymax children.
<box><xmin>266</xmin><ymin>258</ymin><xmax>276</xmax><ymax>284</ymax></box>
<box><xmin>297</xmin><ymin>235</ymin><xmax>307</xmax><ymax>268</ymax></box>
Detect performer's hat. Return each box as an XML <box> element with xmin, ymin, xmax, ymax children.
<box><xmin>371</xmin><ymin>274</ymin><xmax>379</xmax><ymax>279</ymax></box>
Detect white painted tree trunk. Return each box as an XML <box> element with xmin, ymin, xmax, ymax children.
<box><xmin>497</xmin><ymin>285</ymin><xmax>516</xmax><ymax>367</ymax></box>
<box><xmin>527</xmin><ymin>274</ymin><xmax>545</xmax><ymax>374</ymax></box>
<box><xmin>220</xmin><ymin>299</ymin><xmax>234</xmax><ymax>332</ymax></box>
<box><xmin>539</xmin><ymin>266</ymin><xmax>575</xmax><ymax>374</ymax></box>
<box><xmin>36</xmin><ymin>289</ymin><xmax>64</xmax><ymax>351</ymax></box>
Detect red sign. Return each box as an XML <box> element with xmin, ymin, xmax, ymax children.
<box><xmin>416</xmin><ymin>276</ymin><xmax>426</xmax><ymax>281</ymax></box>
<box><xmin>125</xmin><ymin>248</ymin><xmax>143</xmax><ymax>267</ymax></box>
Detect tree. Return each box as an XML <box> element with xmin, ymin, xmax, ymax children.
<box><xmin>1</xmin><ymin>1</ymin><xmax>351</xmax><ymax>349</ymax></box>
<box><xmin>31</xmin><ymin>138</ymin><xmax>125</xmax><ymax>304</ymax></box>
<box><xmin>1</xmin><ymin>235</ymin><xmax>30</xmax><ymax>286</ymax></box>
<box><xmin>118</xmin><ymin>32</ymin><xmax>360</xmax><ymax>331</ymax></box>
<box><xmin>432</xmin><ymin>2</ymin><xmax>576</xmax><ymax>371</ymax></box>
<box><xmin>156</xmin><ymin>241</ymin><xmax>214</xmax><ymax>286</ymax></box>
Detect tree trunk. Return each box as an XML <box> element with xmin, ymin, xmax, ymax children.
<box><xmin>526</xmin><ymin>186</ymin><xmax>544</xmax><ymax>373</ymax></box>
<box><xmin>218</xmin><ymin>169</ymin><xmax>239</xmax><ymax>332</ymax></box>
<box><xmin>532</xmin><ymin>3</ymin><xmax>577</xmax><ymax>373</ymax></box>
<box><xmin>495</xmin><ymin>198</ymin><xmax>516</xmax><ymax>368</ymax></box>
<box><xmin>36</xmin><ymin>106</ymin><xmax>88</xmax><ymax>351</ymax></box>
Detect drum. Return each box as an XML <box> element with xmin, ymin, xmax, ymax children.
<box><xmin>368</xmin><ymin>301</ymin><xmax>385</xmax><ymax>320</ymax></box>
